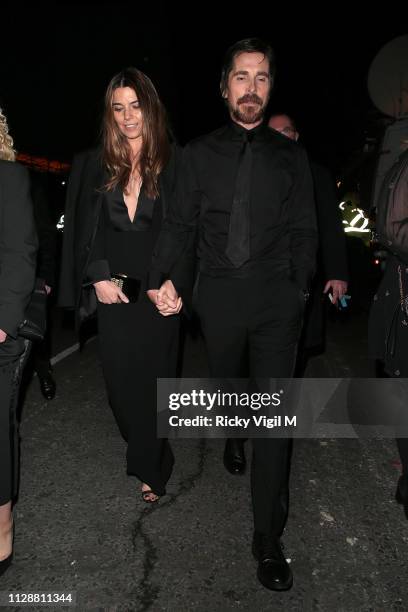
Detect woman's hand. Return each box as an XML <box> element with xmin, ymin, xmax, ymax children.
<box><xmin>93</xmin><ymin>280</ymin><xmax>129</xmax><ymax>304</ymax></box>
<box><xmin>0</xmin><ymin>329</ymin><xmax>7</xmax><ymax>343</ymax></box>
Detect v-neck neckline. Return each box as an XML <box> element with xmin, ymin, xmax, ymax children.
<box><xmin>123</xmin><ymin>189</ymin><xmax>142</xmax><ymax>224</ymax></box>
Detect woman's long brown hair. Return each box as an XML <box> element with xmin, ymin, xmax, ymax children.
<box><xmin>102</xmin><ymin>67</ymin><xmax>170</xmax><ymax>199</ymax></box>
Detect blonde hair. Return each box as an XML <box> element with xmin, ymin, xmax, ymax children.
<box><xmin>0</xmin><ymin>108</ymin><xmax>16</xmax><ymax>161</ymax></box>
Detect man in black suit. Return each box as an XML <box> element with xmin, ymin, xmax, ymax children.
<box><xmin>0</xmin><ymin>159</ymin><xmax>37</xmax><ymax>573</ymax></box>
<box><xmin>222</xmin><ymin>112</ymin><xmax>349</xmax><ymax>515</ymax></box>
<box><xmin>151</xmin><ymin>39</ymin><xmax>317</xmax><ymax>591</ymax></box>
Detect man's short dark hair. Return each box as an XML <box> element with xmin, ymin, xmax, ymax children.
<box><xmin>220</xmin><ymin>38</ymin><xmax>276</xmax><ymax>94</ymax></box>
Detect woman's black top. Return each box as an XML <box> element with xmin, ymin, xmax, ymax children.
<box><xmin>86</xmin><ymin>183</ymin><xmax>162</xmax><ymax>284</ymax></box>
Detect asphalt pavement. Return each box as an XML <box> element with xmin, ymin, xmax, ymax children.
<box><xmin>1</xmin><ymin>310</ymin><xmax>407</xmax><ymax>611</ymax></box>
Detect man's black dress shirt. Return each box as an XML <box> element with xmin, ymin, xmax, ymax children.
<box><xmin>150</xmin><ymin>121</ymin><xmax>317</xmax><ymax>291</ymax></box>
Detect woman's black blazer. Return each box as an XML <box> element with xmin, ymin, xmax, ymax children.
<box><xmin>58</xmin><ymin>146</ymin><xmax>195</xmax><ymax>325</ymax></box>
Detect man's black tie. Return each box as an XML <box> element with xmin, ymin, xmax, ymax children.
<box><xmin>225</xmin><ymin>130</ymin><xmax>253</xmax><ymax>267</ymax></box>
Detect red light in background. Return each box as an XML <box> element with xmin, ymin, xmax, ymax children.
<box><xmin>16</xmin><ymin>153</ymin><xmax>70</xmax><ymax>174</ymax></box>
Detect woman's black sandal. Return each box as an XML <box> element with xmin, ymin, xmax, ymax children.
<box><xmin>141</xmin><ymin>489</ymin><xmax>160</xmax><ymax>503</ymax></box>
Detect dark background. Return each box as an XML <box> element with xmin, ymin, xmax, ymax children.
<box><xmin>1</xmin><ymin>4</ymin><xmax>404</xmax><ymax>170</ymax></box>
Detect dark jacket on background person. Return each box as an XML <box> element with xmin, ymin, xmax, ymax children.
<box><xmin>0</xmin><ymin>160</ymin><xmax>38</xmax><ymax>340</ymax></box>
<box><xmin>30</xmin><ymin>171</ymin><xmax>58</xmax><ymax>289</ymax></box>
<box><xmin>58</xmin><ymin>146</ymin><xmax>195</xmax><ymax>324</ymax></box>
<box><xmin>0</xmin><ymin>159</ymin><xmax>37</xmax><ymax>508</ymax></box>
<box><xmin>369</xmin><ymin>147</ymin><xmax>408</xmax><ymax>377</ymax></box>
<box><xmin>311</xmin><ymin>161</ymin><xmax>348</xmax><ymax>282</ymax></box>
<box><xmin>369</xmin><ymin>254</ymin><xmax>408</xmax><ymax>377</ymax></box>
<box><xmin>301</xmin><ymin>160</ymin><xmax>348</xmax><ymax>349</ymax></box>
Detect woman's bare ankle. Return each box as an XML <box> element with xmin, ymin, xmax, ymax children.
<box><xmin>0</xmin><ymin>502</ymin><xmax>12</xmax><ymax>533</ymax></box>
<box><xmin>0</xmin><ymin>522</ymin><xmax>13</xmax><ymax>560</ymax></box>
<box><xmin>0</xmin><ymin>501</ymin><xmax>13</xmax><ymax>559</ymax></box>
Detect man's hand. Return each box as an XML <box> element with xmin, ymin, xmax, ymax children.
<box><xmin>0</xmin><ymin>329</ymin><xmax>7</xmax><ymax>343</ymax></box>
<box><xmin>147</xmin><ymin>280</ymin><xmax>182</xmax><ymax>316</ymax></box>
<box><xmin>45</xmin><ymin>285</ymin><xmax>52</xmax><ymax>296</ymax></box>
<box><xmin>93</xmin><ymin>280</ymin><xmax>129</xmax><ymax>304</ymax></box>
<box><xmin>323</xmin><ymin>280</ymin><xmax>348</xmax><ymax>305</ymax></box>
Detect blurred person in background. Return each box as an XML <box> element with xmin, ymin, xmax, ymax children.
<box><xmin>0</xmin><ymin>107</ymin><xmax>37</xmax><ymax>576</ymax></box>
<box><xmin>368</xmin><ymin>146</ymin><xmax>408</xmax><ymax>519</ymax></box>
<box><xmin>29</xmin><ymin>171</ymin><xmax>58</xmax><ymax>400</ymax></box>
<box><xmin>268</xmin><ymin>113</ymin><xmax>348</xmax><ymax>373</ymax></box>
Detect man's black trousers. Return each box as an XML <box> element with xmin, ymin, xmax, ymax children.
<box><xmin>197</xmin><ymin>271</ymin><xmax>304</xmax><ymax>535</ymax></box>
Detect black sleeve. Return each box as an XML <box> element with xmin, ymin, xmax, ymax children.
<box><xmin>83</xmin><ymin>204</ymin><xmax>111</xmax><ymax>285</ymax></box>
<box><xmin>311</xmin><ymin>163</ymin><xmax>349</xmax><ymax>282</ymax></box>
<box><xmin>148</xmin><ymin>143</ymin><xmax>200</xmax><ymax>290</ymax></box>
<box><xmin>0</xmin><ymin>163</ymin><xmax>38</xmax><ymax>337</ymax></box>
<box><xmin>289</xmin><ymin>148</ymin><xmax>318</xmax><ymax>290</ymax></box>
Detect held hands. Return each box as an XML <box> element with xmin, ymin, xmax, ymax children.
<box><xmin>147</xmin><ymin>280</ymin><xmax>182</xmax><ymax>316</ymax></box>
<box><xmin>323</xmin><ymin>280</ymin><xmax>348</xmax><ymax>305</ymax></box>
<box><xmin>93</xmin><ymin>280</ymin><xmax>129</xmax><ymax>304</ymax></box>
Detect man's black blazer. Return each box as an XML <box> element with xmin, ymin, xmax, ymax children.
<box><xmin>311</xmin><ymin>161</ymin><xmax>348</xmax><ymax>282</ymax></box>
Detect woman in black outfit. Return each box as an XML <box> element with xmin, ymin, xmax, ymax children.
<box><xmin>59</xmin><ymin>68</ymin><xmax>182</xmax><ymax>503</ymax></box>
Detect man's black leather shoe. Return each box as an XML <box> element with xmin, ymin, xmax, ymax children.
<box><xmin>223</xmin><ymin>438</ymin><xmax>246</xmax><ymax>474</ymax></box>
<box><xmin>252</xmin><ymin>531</ymin><xmax>293</xmax><ymax>591</ymax></box>
<box><xmin>38</xmin><ymin>372</ymin><xmax>56</xmax><ymax>400</ymax></box>
<box><xmin>396</xmin><ymin>475</ymin><xmax>408</xmax><ymax>519</ymax></box>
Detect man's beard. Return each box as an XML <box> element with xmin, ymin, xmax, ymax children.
<box><xmin>230</xmin><ymin>93</ymin><xmax>265</xmax><ymax>124</ymax></box>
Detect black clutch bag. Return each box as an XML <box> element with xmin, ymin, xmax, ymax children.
<box><xmin>110</xmin><ymin>273</ymin><xmax>141</xmax><ymax>303</ymax></box>
<box><xmin>18</xmin><ymin>278</ymin><xmax>47</xmax><ymax>342</ymax></box>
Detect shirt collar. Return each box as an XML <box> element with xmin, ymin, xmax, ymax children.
<box><xmin>227</xmin><ymin>120</ymin><xmax>269</xmax><ymax>142</ymax></box>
